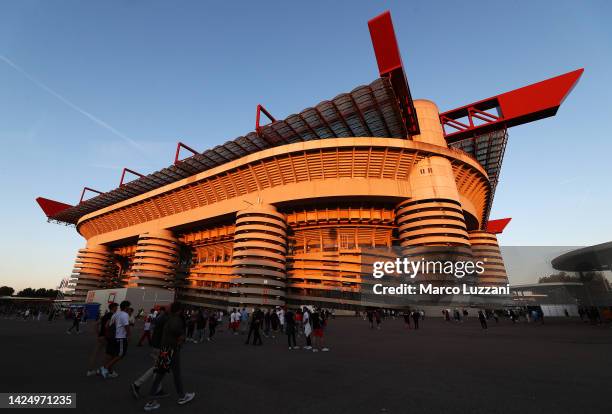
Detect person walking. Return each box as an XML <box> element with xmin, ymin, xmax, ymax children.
<box><xmin>285</xmin><ymin>309</ymin><xmax>298</xmax><ymax>350</ymax></box>
<box><xmin>403</xmin><ymin>310</ymin><xmax>411</xmax><ymax>329</ymax></box>
<box><xmin>131</xmin><ymin>307</ymin><xmax>169</xmax><ymax>398</ymax></box>
<box><xmin>138</xmin><ymin>309</ymin><xmax>154</xmax><ymax>346</ymax></box>
<box><xmin>270</xmin><ymin>310</ymin><xmax>279</xmax><ymax>336</ymax></box>
<box><xmin>366</xmin><ymin>309</ymin><xmax>374</xmax><ymax>329</ymax></box>
<box><xmin>207</xmin><ymin>311</ymin><xmax>217</xmax><ymax>341</ymax></box>
<box><xmin>245</xmin><ymin>308</ymin><xmax>263</xmax><ymax>346</ymax></box>
<box><xmin>194</xmin><ymin>309</ymin><xmax>206</xmax><ymax>343</ymax></box>
<box><xmin>478</xmin><ymin>310</ymin><xmax>488</xmax><ymax>329</ymax></box>
<box><xmin>310</xmin><ymin>308</ymin><xmax>329</xmax><ymax>352</ymax></box>
<box><xmin>277</xmin><ymin>307</ymin><xmax>286</xmax><ymax>333</ymax></box>
<box><xmin>100</xmin><ymin>300</ymin><xmax>131</xmax><ymax>379</ymax></box>
<box><xmin>230</xmin><ymin>308</ymin><xmax>240</xmax><ymax>335</ymax></box>
<box><xmin>239</xmin><ymin>307</ymin><xmax>249</xmax><ymax>335</ymax></box>
<box><xmin>66</xmin><ymin>308</ymin><xmax>82</xmax><ymax>334</ymax></box>
<box><xmin>143</xmin><ymin>303</ymin><xmax>195</xmax><ymax>411</ymax></box>
<box><xmin>411</xmin><ymin>310</ymin><xmax>420</xmax><ymax>330</ymax></box>
<box><xmin>263</xmin><ymin>309</ymin><xmax>271</xmax><ymax>338</ymax></box>
<box><xmin>302</xmin><ymin>306</ymin><xmax>312</xmax><ymax>350</ymax></box>
<box><xmin>87</xmin><ymin>302</ymin><xmax>117</xmax><ymax>376</ymax></box>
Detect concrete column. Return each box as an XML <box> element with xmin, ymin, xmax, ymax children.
<box><xmin>231</xmin><ymin>204</ymin><xmax>287</xmax><ymax>307</ymax></box>
<box><xmin>71</xmin><ymin>244</ymin><xmax>115</xmax><ymax>300</ymax></box>
<box><xmin>469</xmin><ymin>231</ymin><xmax>509</xmax><ymax>286</ymax></box>
<box><xmin>131</xmin><ymin>230</ymin><xmax>179</xmax><ymax>288</ymax></box>
<box><xmin>395</xmin><ymin>100</ymin><xmax>474</xmax><ymax>289</ymax></box>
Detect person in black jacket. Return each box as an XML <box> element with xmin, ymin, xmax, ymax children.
<box><xmin>245</xmin><ymin>308</ymin><xmax>264</xmax><ymax>345</ymax></box>
<box><xmin>285</xmin><ymin>309</ymin><xmax>298</xmax><ymax>349</ymax></box>
<box><xmin>411</xmin><ymin>310</ymin><xmax>420</xmax><ymax>330</ymax></box>
<box><xmin>131</xmin><ymin>307</ymin><xmax>168</xmax><ymax>398</ymax></box>
<box><xmin>144</xmin><ymin>303</ymin><xmax>195</xmax><ymax>411</ymax></box>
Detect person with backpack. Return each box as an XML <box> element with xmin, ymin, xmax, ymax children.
<box><xmin>131</xmin><ymin>307</ymin><xmax>168</xmax><ymax>399</ymax></box>
<box><xmin>87</xmin><ymin>302</ymin><xmax>117</xmax><ymax>377</ymax></box>
<box><xmin>100</xmin><ymin>300</ymin><xmax>131</xmax><ymax>379</ymax></box>
<box><xmin>143</xmin><ymin>303</ymin><xmax>195</xmax><ymax>411</ymax></box>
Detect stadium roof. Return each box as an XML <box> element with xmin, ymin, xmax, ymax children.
<box><xmin>37</xmin><ymin>10</ymin><xmax>583</xmax><ymax>228</ymax></box>
<box><xmin>551</xmin><ymin>242</ymin><xmax>612</xmax><ymax>272</ymax></box>
<box><xmin>37</xmin><ymin>77</ymin><xmax>406</xmax><ymax>225</ymax></box>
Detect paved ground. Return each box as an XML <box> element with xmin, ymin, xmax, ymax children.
<box><xmin>0</xmin><ymin>315</ymin><xmax>611</xmax><ymax>413</ymax></box>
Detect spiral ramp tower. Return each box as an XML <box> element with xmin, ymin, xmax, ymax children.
<box><xmin>395</xmin><ymin>100</ymin><xmax>474</xmax><ymax>286</ymax></box>
<box><xmin>71</xmin><ymin>245</ymin><xmax>116</xmax><ymax>299</ymax></box>
<box><xmin>131</xmin><ymin>230</ymin><xmax>180</xmax><ymax>288</ymax></box>
<box><xmin>469</xmin><ymin>231</ymin><xmax>509</xmax><ymax>286</ymax></box>
<box><xmin>231</xmin><ymin>204</ymin><xmax>287</xmax><ymax>307</ymax></box>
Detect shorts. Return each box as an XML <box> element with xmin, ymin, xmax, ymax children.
<box><xmin>107</xmin><ymin>338</ymin><xmax>128</xmax><ymax>357</ymax></box>
<box><xmin>313</xmin><ymin>328</ymin><xmax>324</xmax><ymax>337</ymax></box>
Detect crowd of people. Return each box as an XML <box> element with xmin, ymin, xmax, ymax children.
<box><xmin>3</xmin><ymin>298</ymin><xmax>609</xmax><ymax>411</ymax></box>
<box><xmin>81</xmin><ymin>302</ymin><xmax>332</xmax><ymax>411</ymax></box>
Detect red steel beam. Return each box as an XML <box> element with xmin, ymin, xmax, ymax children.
<box><xmin>36</xmin><ymin>197</ymin><xmax>72</xmax><ymax>218</ymax></box>
<box><xmin>487</xmin><ymin>218</ymin><xmax>512</xmax><ymax>234</ymax></box>
<box><xmin>368</xmin><ymin>10</ymin><xmax>419</xmax><ymax>137</ymax></box>
<box><xmin>79</xmin><ymin>187</ymin><xmax>103</xmax><ymax>204</ymax></box>
<box><xmin>441</xmin><ymin>68</ymin><xmax>584</xmax><ymax>143</ymax></box>
<box><xmin>119</xmin><ymin>168</ymin><xmax>145</xmax><ymax>187</ymax></box>
<box><xmin>255</xmin><ymin>104</ymin><xmax>276</xmax><ymax>135</ymax></box>
<box><xmin>174</xmin><ymin>141</ymin><xmax>199</xmax><ymax>165</ymax></box>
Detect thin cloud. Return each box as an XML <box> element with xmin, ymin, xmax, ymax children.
<box><xmin>0</xmin><ymin>54</ymin><xmax>144</xmax><ymax>152</ymax></box>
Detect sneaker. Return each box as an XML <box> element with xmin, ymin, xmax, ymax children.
<box><xmin>99</xmin><ymin>367</ymin><xmax>109</xmax><ymax>379</ymax></box>
<box><xmin>304</xmin><ymin>346</ymin><xmax>312</xmax><ymax>350</ymax></box>
<box><xmin>293</xmin><ymin>346</ymin><xmax>301</xmax><ymax>350</ymax></box>
<box><xmin>131</xmin><ymin>383</ymin><xmax>140</xmax><ymax>399</ymax></box>
<box><xmin>322</xmin><ymin>347</ymin><xmax>330</xmax><ymax>352</ymax></box>
<box><xmin>288</xmin><ymin>346</ymin><xmax>293</xmax><ymax>350</ymax></box>
<box><xmin>177</xmin><ymin>392</ymin><xmax>195</xmax><ymax>405</ymax></box>
<box><xmin>312</xmin><ymin>348</ymin><xmax>319</xmax><ymax>352</ymax></box>
<box><xmin>144</xmin><ymin>401</ymin><xmax>160</xmax><ymax>411</ymax></box>
<box><xmin>107</xmin><ymin>371</ymin><xmax>119</xmax><ymax>378</ymax></box>
<box><xmin>86</xmin><ymin>370</ymin><xmax>97</xmax><ymax>377</ymax></box>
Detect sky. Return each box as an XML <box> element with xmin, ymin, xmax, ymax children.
<box><xmin>0</xmin><ymin>1</ymin><xmax>611</xmax><ymax>291</ymax></box>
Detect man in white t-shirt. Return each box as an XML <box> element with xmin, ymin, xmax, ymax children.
<box><xmin>101</xmin><ymin>300</ymin><xmax>131</xmax><ymax>379</ymax></box>
<box><xmin>230</xmin><ymin>308</ymin><xmax>240</xmax><ymax>335</ymax></box>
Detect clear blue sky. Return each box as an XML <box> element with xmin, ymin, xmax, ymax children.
<box><xmin>1</xmin><ymin>1</ymin><xmax>611</xmax><ymax>291</ymax></box>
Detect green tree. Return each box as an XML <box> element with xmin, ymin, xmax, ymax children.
<box><xmin>17</xmin><ymin>288</ymin><xmax>59</xmax><ymax>298</ymax></box>
<box><xmin>0</xmin><ymin>286</ymin><xmax>15</xmax><ymax>296</ymax></box>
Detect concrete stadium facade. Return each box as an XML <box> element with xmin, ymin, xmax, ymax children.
<box><xmin>69</xmin><ymin>100</ymin><xmax>506</xmax><ymax>310</ymax></box>
<box><xmin>37</xmin><ymin>11</ymin><xmax>582</xmax><ymax>310</ymax></box>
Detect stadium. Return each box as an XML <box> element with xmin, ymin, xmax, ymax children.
<box><xmin>36</xmin><ymin>11</ymin><xmax>582</xmax><ymax>311</ymax></box>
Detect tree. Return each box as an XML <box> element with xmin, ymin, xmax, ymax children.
<box><xmin>0</xmin><ymin>286</ymin><xmax>15</xmax><ymax>296</ymax></box>
<box><xmin>16</xmin><ymin>288</ymin><xmax>59</xmax><ymax>298</ymax></box>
